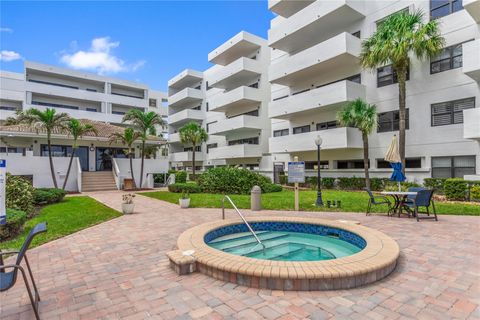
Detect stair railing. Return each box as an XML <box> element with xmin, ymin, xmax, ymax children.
<box><xmin>76</xmin><ymin>158</ymin><xmax>82</xmax><ymax>192</ymax></box>
<box><xmin>111</xmin><ymin>158</ymin><xmax>121</xmax><ymax>190</ymax></box>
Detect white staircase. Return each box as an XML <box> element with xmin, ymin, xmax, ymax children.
<box><xmin>82</xmin><ymin>171</ymin><xmax>118</xmax><ymax>192</ymax></box>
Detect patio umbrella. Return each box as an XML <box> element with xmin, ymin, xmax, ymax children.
<box><xmin>384</xmin><ymin>135</ymin><xmax>405</xmax><ymax>191</ymax></box>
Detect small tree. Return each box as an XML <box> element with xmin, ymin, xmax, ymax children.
<box><xmin>63</xmin><ymin>119</ymin><xmax>97</xmax><ymax>190</ymax></box>
<box><xmin>179</xmin><ymin>121</ymin><xmax>208</xmax><ymax>179</ymax></box>
<box><xmin>17</xmin><ymin>108</ymin><xmax>70</xmax><ymax>188</ymax></box>
<box><xmin>361</xmin><ymin>9</ymin><xmax>444</xmax><ymax>172</ymax></box>
<box><xmin>109</xmin><ymin>128</ymin><xmax>141</xmax><ymax>189</ymax></box>
<box><xmin>337</xmin><ymin>98</ymin><xmax>377</xmax><ymax>189</ymax></box>
<box><xmin>122</xmin><ymin>110</ymin><xmax>164</xmax><ymax>189</ymax></box>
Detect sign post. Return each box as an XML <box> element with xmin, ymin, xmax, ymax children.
<box><xmin>288</xmin><ymin>157</ymin><xmax>305</xmax><ymax>212</ymax></box>
<box><xmin>0</xmin><ymin>159</ymin><xmax>6</xmax><ymax>225</ymax></box>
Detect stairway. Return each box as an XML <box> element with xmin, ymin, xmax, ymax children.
<box><xmin>82</xmin><ymin>171</ymin><xmax>118</xmax><ymax>192</ymax></box>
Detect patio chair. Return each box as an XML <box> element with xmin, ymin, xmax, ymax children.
<box><xmin>404</xmin><ymin>187</ymin><xmax>425</xmax><ymax>204</ymax></box>
<box><xmin>364</xmin><ymin>188</ymin><xmax>392</xmax><ymax>216</ymax></box>
<box><xmin>0</xmin><ymin>222</ymin><xmax>47</xmax><ymax>320</ymax></box>
<box><xmin>404</xmin><ymin>189</ymin><xmax>438</xmax><ymax>222</ymax></box>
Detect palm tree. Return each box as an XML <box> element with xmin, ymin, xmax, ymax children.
<box><xmin>62</xmin><ymin>119</ymin><xmax>97</xmax><ymax>190</ymax></box>
<box><xmin>122</xmin><ymin>109</ymin><xmax>164</xmax><ymax>189</ymax></box>
<box><xmin>360</xmin><ymin>9</ymin><xmax>444</xmax><ymax>171</ymax></box>
<box><xmin>179</xmin><ymin>121</ymin><xmax>208</xmax><ymax>179</ymax></box>
<box><xmin>337</xmin><ymin>98</ymin><xmax>377</xmax><ymax>189</ymax></box>
<box><xmin>17</xmin><ymin>108</ymin><xmax>70</xmax><ymax>188</ymax></box>
<box><xmin>109</xmin><ymin>128</ymin><xmax>141</xmax><ymax>189</ymax></box>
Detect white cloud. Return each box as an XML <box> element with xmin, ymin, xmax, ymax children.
<box><xmin>60</xmin><ymin>37</ymin><xmax>145</xmax><ymax>74</ymax></box>
<box><xmin>0</xmin><ymin>27</ymin><xmax>13</xmax><ymax>33</ymax></box>
<box><xmin>0</xmin><ymin>50</ymin><xmax>21</xmax><ymax>62</ymax></box>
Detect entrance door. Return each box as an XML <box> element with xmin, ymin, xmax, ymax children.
<box><xmin>41</xmin><ymin>144</ymin><xmax>89</xmax><ymax>171</ymax></box>
<box><xmin>95</xmin><ymin>147</ymin><xmax>128</xmax><ymax>171</ymax></box>
<box><xmin>273</xmin><ymin>162</ymin><xmax>284</xmax><ymax>184</ymax></box>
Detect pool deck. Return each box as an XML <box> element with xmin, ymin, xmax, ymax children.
<box><xmin>1</xmin><ymin>190</ymin><xmax>479</xmax><ymax>319</ymax></box>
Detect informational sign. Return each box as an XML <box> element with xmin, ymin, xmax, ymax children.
<box><xmin>0</xmin><ymin>159</ymin><xmax>5</xmax><ymax>225</ymax></box>
<box><xmin>288</xmin><ymin>161</ymin><xmax>305</xmax><ymax>183</ymax></box>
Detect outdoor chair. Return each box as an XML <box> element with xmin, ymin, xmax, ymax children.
<box><xmin>404</xmin><ymin>189</ymin><xmax>438</xmax><ymax>222</ymax></box>
<box><xmin>364</xmin><ymin>188</ymin><xmax>392</xmax><ymax>216</ymax></box>
<box><xmin>404</xmin><ymin>187</ymin><xmax>425</xmax><ymax>204</ymax></box>
<box><xmin>0</xmin><ymin>222</ymin><xmax>47</xmax><ymax>320</ymax></box>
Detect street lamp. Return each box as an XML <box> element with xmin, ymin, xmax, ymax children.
<box><xmin>314</xmin><ymin>136</ymin><xmax>324</xmax><ymax>206</ymax></box>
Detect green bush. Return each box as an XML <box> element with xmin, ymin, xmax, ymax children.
<box><xmin>321</xmin><ymin>178</ymin><xmax>336</xmax><ymax>189</ymax></box>
<box><xmin>444</xmin><ymin>178</ymin><xmax>468</xmax><ymax>201</ymax></box>
<box><xmin>197</xmin><ymin>166</ymin><xmax>280</xmax><ymax>194</ymax></box>
<box><xmin>470</xmin><ymin>185</ymin><xmax>480</xmax><ymax>201</ymax></box>
<box><xmin>175</xmin><ymin>170</ymin><xmax>187</xmax><ymax>183</ymax></box>
<box><xmin>424</xmin><ymin>178</ymin><xmax>447</xmax><ymax>194</ymax></box>
<box><xmin>6</xmin><ymin>173</ymin><xmax>34</xmax><ymax>215</ymax></box>
<box><xmin>0</xmin><ymin>208</ymin><xmax>27</xmax><ymax>241</ymax></box>
<box><xmin>33</xmin><ymin>188</ymin><xmax>66</xmax><ymax>205</ymax></box>
<box><xmin>263</xmin><ymin>183</ymin><xmax>283</xmax><ymax>193</ymax></box>
<box><xmin>384</xmin><ymin>181</ymin><xmax>421</xmax><ymax>192</ymax></box>
<box><xmin>337</xmin><ymin>177</ymin><xmax>365</xmax><ymax>190</ymax></box>
<box><xmin>168</xmin><ymin>183</ymin><xmax>202</xmax><ymax>193</ymax></box>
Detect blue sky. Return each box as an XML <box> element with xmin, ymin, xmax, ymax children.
<box><xmin>0</xmin><ymin>1</ymin><xmax>273</xmax><ymax>91</ymax></box>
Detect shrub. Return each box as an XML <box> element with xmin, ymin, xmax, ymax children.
<box><xmin>6</xmin><ymin>173</ymin><xmax>34</xmax><ymax>215</ymax></box>
<box><xmin>444</xmin><ymin>178</ymin><xmax>468</xmax><ymax>201</ymax></box>
<box><xmin>168</xmin><ymin>183</ymin><xmax>202</xmax><ymax>193</ymax></box>
<box><xmin>321</xmin><ymin>178</ymin><xmax>336</xmax><ymax>189</ymax></box>
<box><xmin>197</xmin><ymin>166</ymin><xmax>280</xmax><ymax>194</ymax></box>
<box><xmin>384</xmin><ymin>181</ymin><xmax>421</xmax><ymax>192</ymax></box>
<box><xmin>424</xmin><ymin>178</ymin><xmax>447</xmax><ymax>194</ymax></box>
<box><xmin>0</xmin><ymin>208</ymin><xmax>27</xmax><ymax>241</ymax></box>
<box><xmin>175</xmin><ymin>170</ymin><xmax>187</xmax><ymax>183</ymax></box>
<box><xmin>33</xmin><ymin>188</ymin><xmax>66</xmax><ymax>205</ymax></box>
<box><xmin>337</xmin><ymin>177</ymin><xmax>365</xmax><ymax>190</ymax></box>
<box><xmin>263</xmin><ymin>183</ymin><xmax>283</xmax><ymax>193</ymax></box>
<box><xmin>470</xmin><ymin>185</ymin><xmax>480</xmax><ymax>202</ymax></box>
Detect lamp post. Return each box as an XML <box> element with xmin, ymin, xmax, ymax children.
<box><xmin>315</xmin><ymin>136</ymin><xmax>324</xmax><ymax>206</ymax></box>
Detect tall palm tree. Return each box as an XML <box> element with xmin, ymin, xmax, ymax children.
<box><xmin>337</xmin><ymin>98</ymin><xmax>377</xmax><ymax>189</ymax></box>
<box><xmin>62</xmin><ymin>119</ymin><xmax>97</xmax><ymax>190</ymax></box>
<box><xmin>360</xmin><ymin>9</ymin><xmax>444</xmax><ymax>172</ymax></box>
<box><xmin>17</xmin><ymin>108</ymin><xmax>70</xmax><ymax>188</ymax></box>
<box><xmin>179</xmin><ymin>121</ymin><xmax>208</xmax><ymax>179</ymax></box>
<box><xmin>109</xmin><ymin>128</ymin><xmax>141</xmax><ymax>189</ymax></box>
<box><xmin>122</xmin><ymin>109</ymin><xmax>164</xmax><ymax>189</ymax></box>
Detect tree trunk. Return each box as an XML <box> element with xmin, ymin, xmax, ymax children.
<box><xmin>47</xmin><ymin>132</ymin><xmax>58</xmax><ymax>188</ymax></box>
<box><xmin>129</xmin><ymin>147</ymin><xmax>137</xmax><ymax>189</ymax></box>
<box><xmin>397</xmin><ymin>65</ymin><xmax>407</xmax><ymax>174</ymax></box>
<box><xmin>362</xmin><ymin>132</ymin><xmax>371</xmax><ymax>190</ymax></box>
<box><xmin>139</xmin><ymin>140</ymin><xmax>145</xmax><ymax>189</ymax></box>
<box><xmin>192</xmin><ymin>143</ymin><xmax>196</xmax><ymax>180</ymax></box>
<box><xmin>62</xmin><ymin>146</ymin><xmax>76</xmax><ymax>190</ymax></box>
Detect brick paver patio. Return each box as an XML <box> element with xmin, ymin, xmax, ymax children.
<box><xmin>1</xmin><ymin>190</ymin><xmax>479</xmax><ymax>319</ymax></box>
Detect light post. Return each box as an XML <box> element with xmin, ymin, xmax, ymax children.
<box><xmin>315</xmin><ymin>136</ymin><xmax>323</xmax><ymax>207</ymax></box>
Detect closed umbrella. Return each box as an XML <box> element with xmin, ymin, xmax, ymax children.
<box><xmin>384</xmin><ymin>135</ymin><xmax>405</xmax><ymax>191</ymax></box>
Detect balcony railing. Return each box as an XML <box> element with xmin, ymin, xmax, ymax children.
<box><xmin>463</xmin><ymin>39</ymin><xmax>480</xmax><ymax>82</ymax></box>
<box><xmin>208</xmin><ymin>144</ymin><xmax>262</xmax><ymax>160</ymax></box>
<box><xmin>208</xmin><ymin>31</ymin><xmax>263</xmax><ymax>66</ymax></box>
<box><xmin>209</xmin><ymin>86</ymin><xmax>262</xmax><ymax>113</ymax></box>
<box><xmin>168</xmin><ymin>109</ymin><xmax>204</xmax><ymax>126</ymax></box>
<box><xmin>463</xmin><ymin>108</ymin><xmax>480</xmax><ymax>140</ymax></box>
<box><xmin>208</xmin><ymin>115</ymin><xmax>263</xmax><ymax>136</ymax></box>
<box><xmin>169</xmin><ymin>151</ymin><xmax>204</xmax><ymax>162</ymax></box>
<box><xmin>168</xmin><ymin>69</ymin><xmax>203</xmax><ymax>90</ymax></box>
<box><xmin>168</xmin><ymin>88</ymin><xmax>203</xmax><ymax>108</ymax></box>
<box><xmin>268</xmin><ymin>0</ymin><xmax>315</xmax><ymax>18</ymax></box>
<box><xmin>208</xmin><ymin>57</ymin><xmax>262</xmax><ymax>90</ymax></box>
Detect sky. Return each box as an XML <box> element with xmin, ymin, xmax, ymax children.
<box><xmin>0</xmin><ymin>1</ymin><xmax>273</xmax><ymax>91</ymax></box>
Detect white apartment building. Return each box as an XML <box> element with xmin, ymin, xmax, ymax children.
<box><xmin>168</xmin><ymin>31</ymin><xmax>273</xmax><ymax>173</ymax></box>
<box><xmin>0</xmin><ymin>61</ymin><xmax>169</xmax><ymax>191</ymax></box>
<box><xmin>267</xmin><ymin>0</ymin><xmax>480</xmax><ymax>183</ymax></box>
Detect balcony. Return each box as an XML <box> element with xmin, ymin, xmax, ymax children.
<box><xmin>170</xmin><ymin>151</ymin><xmax>204</xmax><ymax>163</ymax></box>
<box><xmin>268</xmin><ymin>0</ymin><xmax>365</xmax><ymax>53</ymax></box>
<box><xmin>464</xmin><ymin>0</ymin><xmax>480</xmax><ymax>22</ymax></box>
<box><xmin>168</xmin><ymin>109</ymin><xmax>204</xmax><ymax>126</ymax></box>
<box><xmin>208</xmin><ymin>31</ymin><xmax>264</xmax><ymax>66</ymax></box>
<box><xmin>24</xmin><ymin>104</ymin><xmax>124</xmax><ymax>124</ymax></box>
<box><xmin>463</xmin><ymin>39</ymin><xmax>480</xmax><ymax>82</ymax></box>
<box><xmin>168</xmin><ymin>88</ymin><xmax>203</xmax><ymax>109</ymax></box>
<box><xmin>25</xmin><ymin>80</ymin><xmax>104</xmax><ymax>102</ymax></box>
<box><xmin>463</xmin><ymin>108</ymin><xmax>480</xmax><ymax>140</ymax></box>
<box><xmin>269</xmin><ymin>33</ymin><xmax>361</xmax><ymax>86</ymax></box>
<box><xmin>208</xmin><ymin>57</ymin><xmax>262</xmax><ymax>90</ymax></box>
<box><xmin>269</xmin><ymin>127</ymin><xmax>362</xmax><ymax>154</ymax></box>
<box><xmin>209</xmin><ymin>86</ymin><xmax>262</xmax><ymax>113</ymax></box>
<box><xmin>168</xmin><ymin>133</ymin><xmax>181</xmax><ymax>144</ymax></box>
<box><xmin>208</xmin><ymin>144</ymin><xmax>262</xmax><ymax>160</ymax></box>
<box><xmin>208</xmin><ymin>115</ymin><xmax>263</xmax><ymax>136</ymax></box>
<box><xmin>268</xmin><ymin>0</ymin><xmax>315</xmax><ymax>18</ymax></box>
<box><xmin>269</xmin><ymin>80</ymin><xmax>365</xmax><ymax>119</ymax></box>
<box><xmin>168</xmin><ymin>69</ymin><xmax>203</xmax><ymax>90</ymax></box>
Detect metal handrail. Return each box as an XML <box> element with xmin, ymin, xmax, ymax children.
<box><xmin>222</xmin><ymin>195</ymin><xmax>265</xmax><ymax>249</ymax></box>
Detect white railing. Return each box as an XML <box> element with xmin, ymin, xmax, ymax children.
<box><xmin>76</xmin><ymin>157</ymin><xmax>82</xmax><ymax>192</ymax></box>
<box><xmin>112</xmin><ymin>158</ymin><xmax>121</xmax><ymax>190</ymax></box>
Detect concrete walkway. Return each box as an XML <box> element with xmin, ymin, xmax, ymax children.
<box><xmin>1</xmin><ymin>190</ymin><xmax>479</xmax><ymax>319</ymax></box>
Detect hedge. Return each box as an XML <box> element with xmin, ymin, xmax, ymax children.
<box><xmin>423</xmin><ymin>178</ymin><xmax>447</xmax><ymax>194</ymax></box>
<box><xmin>471</xmin><ymin>185</ymin><xmax>480</xmax><ymax>202</ymax></box>
<box><xmin>0</xmin><ymin>208</ymin><xmax>27</xmax><ymax>241</ymax></box>
<box><xmin>6</xmin><ymin>173</ymin><xmax>35</xmax><ymax>216</ymax></box>
<box><xmin>33</xmin><ymin>188</ymin><xmax>66</xmax><ymax>205</ymax></box>
<box><xmin>175</xmin><ymin>171</ymin><xmax>187</xmax><ymax>183</ymax></box>
<box><xmin>168</xmin><ymin>183</ymin><xmax>202</xmax><ymax>193</ymax></box>
<box><xmin>444</xmin><ymin>178</ymin><xmax>468</xmax><ymax>201</ymax></box>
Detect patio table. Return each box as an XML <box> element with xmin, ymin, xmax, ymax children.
<box><xmin>380</xmin><ymin>191</ymin><xmax>417</xmax><ymax>217</ymax></box>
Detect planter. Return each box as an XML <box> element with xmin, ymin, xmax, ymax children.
<box><xmin>179</xmin><ymin>198</ymin><xmax>190</xmax><ymax>209</ymax></box>
<box><xmin>122</xmin><ymin>203</ymin><xmax>135</xmax><ymax>214</ymax></box>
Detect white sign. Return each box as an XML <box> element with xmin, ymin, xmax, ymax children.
<box><xmin>288</xmin><ymin>161</ymin><xmax>305</xmax><ymax>183</ymax></box>
<box><xmin>0</xmin><ymin>159</ymin><xmax>5</xmax><ymax>225</ymax></box>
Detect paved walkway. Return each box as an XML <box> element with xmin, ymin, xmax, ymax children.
<box><xmin>1</xmin><ymin>190</ymin><xmax>479</xmax><ymax>319</ymax></box>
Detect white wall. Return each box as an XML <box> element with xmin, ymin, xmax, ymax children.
<box><xmin>115</xmin><ymin>157</ymin><xmax>169</xmax><ymax>188</ymax></box>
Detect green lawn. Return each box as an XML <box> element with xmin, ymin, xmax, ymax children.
<box><xmin>141</xmin><ymin>190</ymin><xmax>480</xmax><ymax>216</ymax></box>
<box><xmin>1</xmin><ymin>196</ymin><xmax>122</xmax><ymax>250</ymax></box>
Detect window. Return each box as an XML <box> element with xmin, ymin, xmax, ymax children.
<box><xmin>293</xmin><ymin>125</ymin><xmax>310</xmax><ymax>135</ymax></box>
<box><xmin>112</xmin><ymin>110</ymin><xmax>125</xmax><ymax>115</ymax></box>
<box><xmin>184</xmin><ymin>146</ymin><xmax>201</xmax><ymax>152</ymax></box>
<box><xmin>206</xmin><ymin>143</ymin><xmax>217</xmax><ymax>153</ymax></box>
<box><xmin>316</xmin><ymin>121</ymin><xmax>338</xmax><ymax>131</ymax></box>
<box><xmin>28</xmin><ymin>79</ymin><xmax>79</xmax><ymax>89</ymax></box>
<box><xmin>192</xmin><ymin>105</ymin><xmax>201</xmax><ymax>110</ymax></box>
<box><xmin>0</xmin><ymin>147</ymin><xmax>25</xmax><ymax>154</ymax></box>
<box><xmin>377</xmin><ymin>64</ymin><xmax>409</xmax><ymax>87</ymax></box>
<box><xmin>431</xmin><ymin>97</ymin><xmax>475</xmax><ymax>126</ymax></box>
<box><xmin>86</xmin><ymin>88</ymin><xmax>97</xmax><ymax>92</ymax></box>
<box><xmin>352</xmin><ymin>31</ymin><xmax>361</xmax><ymax>38</ymax></box>
<box><xmin>86</xmin><ymin>108</ymin><xmax>97</xmax><ymax>112</ymax></box>
<box><xmin>430</xmin><ymin>0</ymin><xmax>463</xmax><ymax>19</ymax></box>
<box><xmin>0</xmin><ymin>106</ymin><xmax>17</xmax><ymax>111</ymax></box>
<box><xmin>337</xmin><ymin>160</ymin><xmax>368</xmax><ymax>169</ymax></box>
<box><xmin>377</xmin><ymin>158</ymin><xmax>422</xmax><ymax>169</ymax></box>
<box><xmin>316</xmin><ymin>73</ymin><xmax>361</xmax><ymax>89</ymax></box>
<box><xmin>206</xmin><ymin>102</ymin><xmax>209</xmax><ymax>112</ymax></box>
<box><xmin>432</xmin><ymin>156</ymin><xmax>475</xmax><ymax>178</ymax></box>
<box><xmin>377</xmin><ymin>109</ymin><xmax>409</xmax><ymax>133</ymax></box>
<box><xmin>230</xmin><ymin>109</ymin><xmax>259</xmax><ymax>118</ymax></box>
<box><xmin>206</xmin><ymin>121</ymin><xmax>217</xmax><ymax>133</ymax></box>
<box><xmin>32</xmin><ymin>101</ymin><xmax>79</xmax><ymax>110</ymax></box>
<box><xmin>304</xmin><ymin>161</ymin><xmax>329</xmax><ymax>170</ymax></box>
<box><xmin>431</xmin><ymin>43</ymin><xmax>463</xmax><ymax>74</ymax></box>
<box><xmin>273</xmin><ymin>129</ymin><xmax>289</xmax><ymax>137</ymax></box>
<box><xmin>149</xmin><ymin>99</ymin><xmax>157</xmax><ymax>107</ymax></box>
<box><xmin>228</xmin><ymin>137</ymin><xmax>259</xmax><ymax>145</ymax></box>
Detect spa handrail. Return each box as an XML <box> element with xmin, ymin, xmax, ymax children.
<box><xmin>222</xmin><ymin>195</ymin><xmax>265</xmax><ymax>249</ymax></box>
